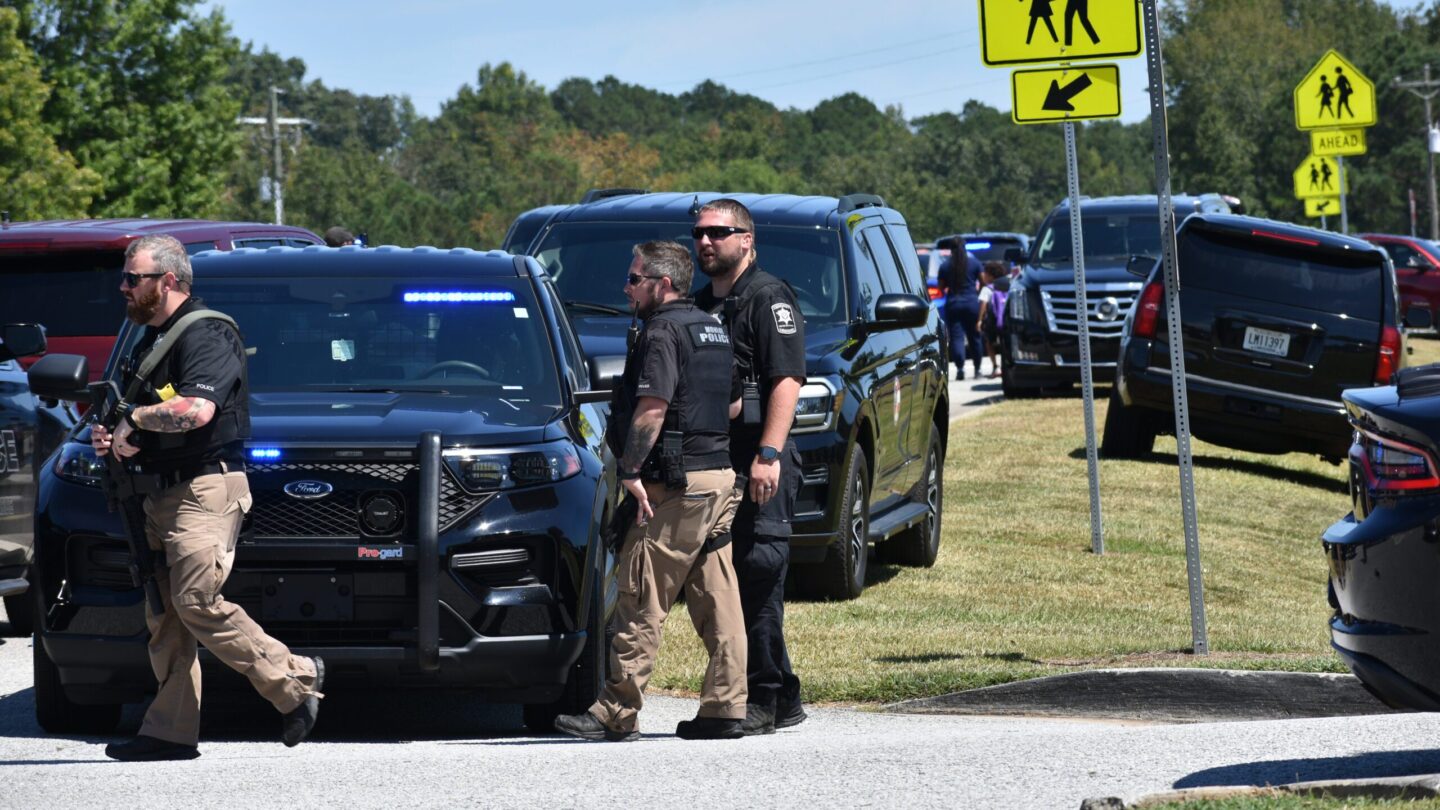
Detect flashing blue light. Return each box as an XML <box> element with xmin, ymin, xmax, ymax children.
<box><xmin>250</xmin><ymin>448</ymin><xmax>282</xmax><ymax>460</ymax></box>
<box><xmin>402</xmin><ymin>290</ymin><xmax>516</xmax><ymax>303</ymax></box>
<box><xmin>965</xmin><ymin>241</ymin><xmax>992</xmax><ymax>251</ymax></box>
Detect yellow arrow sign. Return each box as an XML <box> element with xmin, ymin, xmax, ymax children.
<box><xmin>1294</xmin><ymin>50</ymin><xmax>1377</xmax><ymax>130</ymax></box>
<box><xmin>1012</xmin><ymin>65</ymin><xmax>1121</xmax><ymax>124</ymax></box>
<box><xmin>978</xmin><ymin>0</ymin><xmax>1142</xmax><ymax>66</ymax></box>
<box><xmin>1293</xmin><ymin>155</ymin><xmax>1346</xmax><ymax>199</ymax></box>
<box><xmin>1310</xmin><ymin>128</ymin><xmax>1367</xmax><ymax>157</ymax></box>
<box><xmin>1305</xmin><ymin>197</ymin><xmax>1340</xmax><ymax>218</ymax></box>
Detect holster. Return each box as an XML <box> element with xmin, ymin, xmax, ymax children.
<box><xmin>740</xmin><ymin>379</ymin><xmax>762</xmax><ymax>427</ymax></box>
<box><xmin>660</xmin><ymin>430</ymin><xmax>687</xmax><ymax>490</ymax></box>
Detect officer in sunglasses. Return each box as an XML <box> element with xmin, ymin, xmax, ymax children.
<box><xmin>692</xmin><ymin>198</ymin><xmax>807</xmax><ymax>736</ymax></box>
<box><xmin>93</xmin><ymin>235</ymin><xmax>324</xmax><ymax>760</ymax></box>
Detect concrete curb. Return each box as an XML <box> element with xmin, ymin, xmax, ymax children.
<box><xmin>883</xmin><ymin>668</ymin><xmax>1398</xmax><ymax>724</ymax></box>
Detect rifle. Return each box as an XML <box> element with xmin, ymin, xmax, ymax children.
<box><xmin>89</xmin><ymin>379</ymin><xmax>166</xmax><ymax>616</ymax></box>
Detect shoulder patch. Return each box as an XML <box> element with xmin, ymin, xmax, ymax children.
<box><xmin>771</xmin><ymin>302</ymin><xmax>798</xmax><ymax>336</ymax></box>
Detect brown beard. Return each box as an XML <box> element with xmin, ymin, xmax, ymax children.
<box><xmin>698</xmin><ymin>249</ymin><xmax>745</xmax><ymax>278</ymax></box>
<box><xmin>126</xmin><ymin>286</ymin><xmax>162</xmax><ymax>324</ymax></box>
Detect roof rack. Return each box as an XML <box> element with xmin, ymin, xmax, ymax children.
<box><xmin>837</xmin><ymin>194</ymin><xmax>885</xmax><ymax>214</ymax></box>
<box><xmin>1396</xmin><ymin>363</ymin><xmax>1440</xmax><ymax>400</ymax></box>
<box><xmin>579</xmin><ymin>187</ymin><xmax>648</xmax><ymax>204</ymax></box>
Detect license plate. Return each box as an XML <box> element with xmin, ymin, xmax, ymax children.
<box><xmin>1242</xmin><ymin>326</ymin><xmax>1290</xmax><ymax>358</ymax></box>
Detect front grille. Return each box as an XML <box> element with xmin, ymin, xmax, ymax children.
<box><xmin>1040</xmin><ymin>281</ymin><xmax>1143</xmax><ymax>338</ymax></box>
<box><xmin>245</xmin><ymin>461</ymin><xmax>490</xmax><ymax>540</ymax></box>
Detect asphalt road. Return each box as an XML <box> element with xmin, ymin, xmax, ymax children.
<box><xmin>2</xmin><ymin>613</ymin><xmax>1438</xmax><ymax>808</ymax></box>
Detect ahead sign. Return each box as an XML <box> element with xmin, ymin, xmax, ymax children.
<box><xmin>1294</xmin><ymin>50</ymin><xmax>1377</xmax><ymax>130</ymax></box>
<box><xmin>979</xmin><ymin>0</ymin><xmax>1142</xmax><ymax>66</ymax></box>
<box><xmin>1293</xmin><ymin>155</ymin><xmax>1346</xmax><ymax>199</ymax></box>
<box><xmin>1310</xmin><ymin>128</ymin><xmax>1367</xmax><ymax>157</ymax></box>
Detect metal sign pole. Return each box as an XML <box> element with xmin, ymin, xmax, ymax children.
<box><xmin>1142</xmin><ymin>0</ymin><xmax>1208</xmax><ymax>655</ymax></box>
<box><xmin>1338</xmin><ymin>156</ymin><xmax>1349</xmax><ymax>234</ymax></box>
<box><xmin>1063</xmin><ymin>120</ymin><xmax>1105</xmax><ymax>556</ymax></box>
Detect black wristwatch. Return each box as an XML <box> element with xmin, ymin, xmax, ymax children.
<box><xmin>757</xmin><ymin>445</ymin><xmax>780</xmax><ymax>462</ymax></box>
<box><xmin>618</xmin><ymin>469</ymin><xmax>642</xmax><ymax>481</ymax></box>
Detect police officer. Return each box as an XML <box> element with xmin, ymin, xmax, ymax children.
<box><xmin>692</xmin><ymin>199</ymin><xmax>807</xmax><ymax>735</ymax></box>
<box><xmin>554</xmin><ymin>240</ymin><xmax>747</xmax><ymax>742</ymax></box>
<box><xmin>93</xmin><ymin>235</ymin><xmax>323</xmax><ymax>761</ymax></box>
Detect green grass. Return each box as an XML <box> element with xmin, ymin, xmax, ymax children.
<box><xmin>647</xmin><ymin>387</ymin><xmax>1360</xmax><ymax>704</ymax></box>
<box><xmin>1409</xmin><ymin>332</ymin><xmax>1440</xmax><ymax>367</ymax></box>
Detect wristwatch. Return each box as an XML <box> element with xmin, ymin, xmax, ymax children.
<box><xmin>757</xmin><ymin>445</ymin><xmax>780</xmax><ymax>462</ymax></box>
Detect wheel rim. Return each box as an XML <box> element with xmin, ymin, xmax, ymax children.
<box><xmin>923</xmin><ymin>446</ymin><xmax>940</xmax><ymax>550</ymax></box>
<box><xmin>848</xmin><ymin>469</ymin><xmax>866</xmax><ymax>588</ymax></box>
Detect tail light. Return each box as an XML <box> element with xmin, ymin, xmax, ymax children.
<box><xmin>927</xmin><ymin>283</ymin><xmax>944</xmax><ymax>301</ymax></box>
<box><xmin>1351</xmin><ymin>428</ymin><xmax>1440</xmax><ymax>493</ymax></box>
<box><xmin>1132</xmin><ymin>281</ymin><xmax>1164</xmax><ymax>339</ymax></box>
<box><xmin>1375</xmin><ymin>325</ymin><xmax>1401</xmax><ymax>385</ymax></box>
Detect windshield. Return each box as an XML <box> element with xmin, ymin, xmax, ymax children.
<box><xmin>1182</xmin><ymin>230</ymin><xmax>1382</xmax><ymax>320</ymax></box>
<box><xmin>533</xmin><ymin>222</ymin><xmax>848</xmax><ymax>327</ymax></box>
<box><xmin>119</xmin><ymin>276</ymin><xmax>562</xmax><ymax>404</ymax></box>
<box><xmin>957</xmin><ymin>237</ymin><xmax>1024</xmax><ymax>264</ymax></box>
<box><xmin>1031</xmin><ymin>214</ymin><xmax>1162</xmax><ymax>268</ymax></box>
<box><xmin>2</xmin><ymin>251</ymin><xmax>127</xmax><ymax>336</ymax></box>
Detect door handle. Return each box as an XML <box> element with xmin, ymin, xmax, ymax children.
<box><xmin>896</xmin><ymin>358</ymin><xmax>914</xmax><ymax>371</ymax></box>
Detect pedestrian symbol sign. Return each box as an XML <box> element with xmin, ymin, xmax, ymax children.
<box><xmin>1294</xmin><ymin>50</ymin><xmax>1377</xmax><ymax>130</ymax></box>
<box><xmin>1305</xmin><ymin>197</ymin><xmax>1340</xmax><ymax>218</ymax></box>
<box><xmin>1310</xmin><ymin>128</ymin><xmax>1367</xmax><ymax>157</ymax></box>
<box><xmin>1293</xmin><ymin>155</ymin><xmax>1346</xmax><ymax>199</ymax></box>
<box><xmin>1012</xmin><ymin>64</ymin><xmax>1121</xmax><ymax>124</ymax></box>
<box><xmin>979</xmin><ymin>0</ymin><xmax>1143</xmax><ymax>66</ymax></box>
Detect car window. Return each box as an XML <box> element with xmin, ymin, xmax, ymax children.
<box><xmin>1384</xmin><ymin>242</ymin><xmax>1420</xmax><ymax>268</ymax></box>
<box><xmin>545</xmin><ymin>279</ymin><xmax>589</xmax><ymax>388</ymax></box>
<box><xmin>232</xmin><ymin>238</ymin><xmax>286</xmax><ymax>250</ymax></box>
<box><xmin>861</xmin><ymin>226</ymin><xmax>907</xmax><ymax>294</ymax></box>
<box><xmin>886</xmin><ymin>224</ymin><xmax>926</xmax><ymax>294</ymax></box>
<box><xmin>286</xmin><ymin>238</ymin><xmax>320</xmax><ymax>248</ymax></box>
<box><xmin>1181</xmin><ymin>229</ymin><xmax>1383</xmax><ymax>320</ymax></box>
<box><xmin>1033</xmin><ymin>214</ymin><xmax>1161</xmax><ymax>267</ymax></box>
<box><xmin>1</xmin><ymin>251</ymin><xmax>126</xmax><ymax>337</ymax></box>
<box><xmin>961</xmin><ymin>237</ymin><xmax>1025</xmax><ymax>264</ymax></box>
<box><xmin>852</xmin><ymin>229</ymin><xmax>884</xmax><ymax>317</ymax></box>
<box><xmin>184</xmin><ymin>241</ymin><xmax>218</xmax><ymax>255</ymax></box>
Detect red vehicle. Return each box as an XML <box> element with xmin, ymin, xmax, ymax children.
<box><xmin>0</xmin><ymin>219</ymin><xmax>322</xmax><ymax>380</ymax></box>
<box><xmin>1357</xmin><ymin>233</ymin><xmax>1440</xmax><ymax>325</ymax></box>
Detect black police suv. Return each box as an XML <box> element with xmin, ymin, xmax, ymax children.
<box><xmin>1324</xmin><ymin>363</ymin><xmax>1440</xmax><ymax>710</ymax></box>
<box><xmin>24</xmin><ymin>246</ymin><xmax>618</xmax><ymax>734</ymax></box>
<box><xmin>1002</xmin><ymin>194</ymin><xmax>1232</xmax><ymax>398</ymax></box>
<box><xmin>0</xmin><ymin>323</ymin><xmax>59</xmax><ymax>638</ymax></box>
<box><xmin>510</xmin><ymin>191</ymin><xmax>949</xmax><ymax>600</ymax></box>
<box><xmin>1105</xmin><ymin>214</ymin><xmax>1424</xmax><ymax>462</ymax></box>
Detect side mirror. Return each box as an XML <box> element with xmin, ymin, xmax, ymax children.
<box><xmin>27</xmin><ymin>353</ymin><xmax>90</xmax><ymax>403</ymax></box>
<box><xmin>1126</xmin><ymin>254</ymin><xmax>1158</xmax><ymax>278</ymax></box>
<box><xmin>0</xmin><ymin>323</ymin><xmax>46</xmax><ymax>362</ymax></box>
<box><xmin>573</xmin><ymin>354</ymin><xmax>625</xmax><ymax>404</ymax></box>
<box><xmin>1405</xmin><ymin>307</ymin><xmax>1433</xmax><ymax>330</ymax></box>
<box><xmin>859</xmin><ymin>293</ymin><xmax>929</xmax><ymax>336</ymax></box>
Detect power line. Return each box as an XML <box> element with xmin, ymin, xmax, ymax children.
<box><xmin>748</xmin><ymin>41</ymin><xmax>980</xmax><ymax>92</ymax></box>
<box><xmin>663</xmin><ymin>29</ymin><xmax>975</xmax><ymax>88</ymax></box>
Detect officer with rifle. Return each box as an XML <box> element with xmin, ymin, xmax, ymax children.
<box><xmin>91</xmin><ymin>235</ymin><xmax>323</xmax><ymax>761</ymax></box>
<box><xmin>554</xmin><ymin>240</ymin><xmax>748</xmax><ymax>742</ymax></box>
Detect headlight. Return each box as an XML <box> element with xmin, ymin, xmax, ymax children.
<box><xmin>1007</xmin><ymin>286</ymin><xmax>1032</xmax><ymax>323</ymax></box>
<box><xmin>792</xmin><ymin>378</ymin><xmax>840</xmax><ymax>433</ymax></box>
<box><xmin>443</xmin><ymin>442</ymin><xmax>583</xmax><ymax>493</ymax></box>
<box><xmin>54</xmin><ymin>442</ymin><xmax>104</xmax><ymax>487</ymax></box>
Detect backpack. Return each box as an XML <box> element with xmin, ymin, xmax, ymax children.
<box><xmin>989</xmin><ymin>276</ymin><xmax>1011</xmax><ymax>329</ymax></box>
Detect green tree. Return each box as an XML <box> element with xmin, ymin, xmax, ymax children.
<box><xmin>0</xmin><ymin>7</ymin><xmax>99</xmax><ymax>218</ymax></box>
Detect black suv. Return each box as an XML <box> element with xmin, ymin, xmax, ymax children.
<box><xmin>1002</xmin><ymin>194</ymin><xmax>1231</xmax><ymax>398</ymax></box>
<box><xmin>511</xmin><ymin>191</ymin><xmax>949</xmax><ymax>600</ymax></box>
<box><xmin>1105</xmin><ymin>214</ymin><xmax>1424</xmax><ymax>462</ymax></box>
<box><xmin>25</xmin><ymin>246</ymin><xmax>617</xmax><ymax>734</ymax></box>
<box><xmin>0</xmin><ymin>324</ymin><xmax>54</xmax><ymax>638</ymax></box>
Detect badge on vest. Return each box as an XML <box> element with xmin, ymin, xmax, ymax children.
<box><xmin>771</xmin><ymin>302</ymin><xmax>797</xmax><ymax>335</ymax></box>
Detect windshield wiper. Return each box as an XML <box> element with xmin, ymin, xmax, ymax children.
<box><xmin>564</xmin><ymin>299</ymin><xmax>627</xmax><ymax>316</ymax></box>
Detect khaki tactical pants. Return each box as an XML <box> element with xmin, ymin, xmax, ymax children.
<box><xmin>139</xmin><ymin>470</ymin><xmax>320</xmax><ymax>746</ymax></box>
<box><xmin>591</xmin><ymin>468</ymin><xmax>746</xmax><ymax>734</ymax></box>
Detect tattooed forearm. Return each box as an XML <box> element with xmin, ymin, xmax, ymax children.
<box><xmin>620</xmin><ymin>399</ymin><xmax>666</xmax><ymax>473</ymax></box>
<box><xmin>133</xmin><ymin>396</ymin><xmax>216</xmax><ymax>433</ymax></box>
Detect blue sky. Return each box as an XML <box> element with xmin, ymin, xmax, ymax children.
<box><xmin>205</xmin><ymin>1</ymin><xmax>1430</xmax><ymax>124</ymax></box>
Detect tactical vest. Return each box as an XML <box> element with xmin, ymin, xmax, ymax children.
<box><xmin>608</xmin><ymin>301</ymin><xmax>732</xmax><ymax>473</ymax></box>
<box><xmin>124</xmin><ymin>303</ymin><xmax>250</xmax><ymax>471</ymax></box>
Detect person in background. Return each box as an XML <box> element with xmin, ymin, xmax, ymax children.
<box><xmin>323</xmin><ymin>226</ymin><xmax>354</xmax><ymax>247</ymax></box>
<box><xmin>977</xmin><ymin>261</ymin><xmax>1010</xmax><ymax>379</ymax></box>
<box><xmin>941</xmin><ymin>248</ymin><xmax>984</xmax><ymax>380</ymax></box>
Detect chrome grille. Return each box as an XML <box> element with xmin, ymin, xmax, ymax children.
<box><xmin>245</xmin><ymin>461</ymin><xmax>489</xmax><ymax>540</ymax></box>
<box><xmin>1040</xmin><ymin>281</ymin><xmax>1143</xmax><ymax>338</ymax></box>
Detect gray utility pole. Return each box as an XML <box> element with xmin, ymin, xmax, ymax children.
<box><xmin>1394</xmin><ymin>64</ymin><xmax>1440</xmax><ymax>241</ymax></box>
<box><xmin>236</xmin><ymin>86</ymin><xmax>310</xmax><ymax>225</ymax></box>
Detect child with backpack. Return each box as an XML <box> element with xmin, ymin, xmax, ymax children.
<box><xmin>977</xmin><ymin>261</ymin><xmax>1010</xmax><ymax>379</ymax></box>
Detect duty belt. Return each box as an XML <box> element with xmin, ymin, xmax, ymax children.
<box><xmin>141</xmin><ymin>458</ymin><xmax>242</xmax><ymax>490</ymax></box>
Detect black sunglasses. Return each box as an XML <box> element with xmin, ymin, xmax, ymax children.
<box><xmin>121</xmin><ymin>271</ymin><xmax>166</xmax><ymax>288</ymax></box>
<box><xmin>626</xmin><ymin>273</ymin><xmax>666</xmax><ymax>286</ymax></box>
<box><xmin>691</xmin><ymin>225</ymin><xmax>749</xmax><ymax>241</ymax></box>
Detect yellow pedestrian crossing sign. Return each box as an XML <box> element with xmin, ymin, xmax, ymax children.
<box><xmin>1305</xmin><ymin>197</ymin><xmax>1340</xmax><ymax>218</ymax></box>
<box><xmin>979</xmin><ymin>0</ymin><xmax>1142</xmax><ymax>66</ymax></box>
<box><xmin>1310</xmin><ymin>128</ymin><xmax>1367</xmax><ymax>157</ymax></box>
<box><xmin>1293</xmin><ymin>155</ymin><xmax>1346</xmax><ymax>199</ymax></box>
<box><xmin>1294</xmin><ymin>50</ymin><xmax>1377</xmax><ymax>130</ymax></box>
<box><xmin>1012</xmin><ymin>64</ymin><xmax>1121</xmax><ymax>124</ymax></box>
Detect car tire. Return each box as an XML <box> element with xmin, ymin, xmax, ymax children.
<box><xmin>877</xmin><ymin>423</ymin><xmax>943</xmax><ymax>568</ymax></box>
<box><xmin>1000</xmin><ymin>357</ymin><xmax>1040</xmax><ymax>399</ymax></box>
<box><xmin>798</xmin><ymin>443</ymin><xmax>869</xmax><ymax>601</ymax></box>
<box><xmin>2</xmin><ymin>568</ymin><xmax>35</xmax><ymax>638</ymax></box>
<box><xmin>1101</xmin><ymin>387</ymin><xmax>1158</xmax><ymax>458</ymax></box>
<box><xmin>522</xmin><ymin>588</ymin><xmax>611</xmax><ymax>733</ymax></box>
<box><xmin>34</xmin><ymin>631</ymin><xmax>122</xmax><ymax>734</ymax></box>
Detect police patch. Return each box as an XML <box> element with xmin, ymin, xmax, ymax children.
<box><xmin>771</xmin><ymin>302</ymin><xmax>797</xmax><ymax>335</ymax></box>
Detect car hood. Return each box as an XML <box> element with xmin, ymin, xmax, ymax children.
<box><xmin>248</xmin><ymin>392</ymin><xmax>562</xmax><ymax>447</ymax></box>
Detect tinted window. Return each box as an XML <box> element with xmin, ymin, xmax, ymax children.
<box><xmin>185</xmin><ymin>241</ymin><xmax>218</xmax><ymax>255</ymax></box>
<box><xmin>1</xmin><ymin>252</ymin><xmax>126</xmax><ymax>336</ymax></box>
<box><xmin>533</xmin><ymin>222</ymin><xmax>847</xmax><ymax>327</ymax></box>
<box><xmin>157</xmin><ymin>275</ymin><xmax>563</xmax><ymax>408</ymax></box>
<box><xmin>233</xmin><ymin>238</ymin><xmax>285</xmax><ymax>250</ymax></box>
<box><xmin>852</xmin><ymin>230</ymin><xmax>884</xmax><ymax>317</ymax></box>
<box><xmin>1384</xmin><ymin>242</ymin><xmax>1421</xmax><ymax>268</ymax></box>
<box><xmin>1032</xmin><ymin>214</ymin><xmax>1162</xmax><ymax>266</ymax></box>
<box><xmin>862</xmin><ymin>226</ymin><xmax>907</xmax><ymax>294</ymax></box>
<box><xmin>959</xmin><ymin>237</ymin><xmax>1026</xmax><ymax>264</ymax></box>
<box><xmin>886</xmin><ymin>224</ymin><xmax>926</xmax><ymax>293</ymax></box>
<box><xmin>1180</xmin><ymin>229</ymin><xmax>1382</xmax><ymax>320</ymax></box>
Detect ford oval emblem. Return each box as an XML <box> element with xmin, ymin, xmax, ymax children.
<box><xmin>283</xmin><ymin>480</ymin><xmax>334</xmax><ymax>500</ymax></box>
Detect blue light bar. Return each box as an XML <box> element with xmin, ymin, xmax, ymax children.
<box><xmin>250</xmin><ymin>448</ymin><xmax>282</xmax><ymax>460</ymax></box>
<box><xmin>402</xmin><ymin>290</ymin><xmax>516</xmax><ymax>303</ymax></box>
<box><xmin>965</xmin><ymin>241</ymin><xmax>992</xmax><ymax>251</ymax></box>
